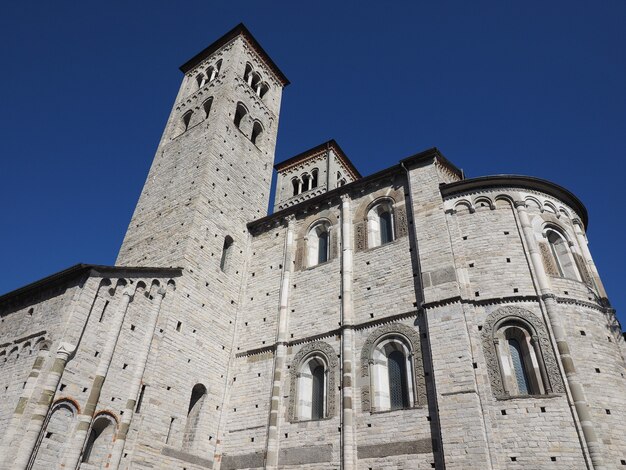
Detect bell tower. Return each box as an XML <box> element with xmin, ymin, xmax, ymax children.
<box><xmin>114</xmin><ymin>24</ymin><xmax>288</xmax><ymax>465</ymax></box>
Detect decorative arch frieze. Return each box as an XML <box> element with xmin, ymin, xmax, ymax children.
<box><xmin>288</xmin><ymin>341</ymin><xmax>339</xmax><ymax>421</ymax></box>
<box><xmin>360</xmin><ymin>322</ymin><xmax>426</xmax><ymax>411</ymax></box>
<box><xmin>481</xmin><ymin>306</ymin><xmax>565</xmax><ymax>399</ymax></box>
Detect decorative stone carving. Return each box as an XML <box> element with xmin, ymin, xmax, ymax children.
<box><xmin>394</xmin><ymin>205</ymin><xmax>408</xmax><ymax>239</ymax></box>
<box><xmin>360</xmin><ymin>322</ymin><xmax>426</xmax><ymax>411</ymax></box>
<box><xmin>481</xmin><ymin>306</ymin><xmax>565</xmax><ymax>399</ymax></box>
<box><xmin>288</xmin><ymin>341</ymin><xmax>339</xmax><ymax>421</ymax></box>
<box><xmin>354</xmin><ymin>221</ymin><xmax>366</xmax><ymax>252</ymax></box>
<box><xmin>539</xmin><ymin>242</ymin><xmax>560</xmax><ymax>277</ymax></box>
<box><xmin>573</xmin><ymin>253</ymin><xmax>593</xmax><ymax>286</ymax></box>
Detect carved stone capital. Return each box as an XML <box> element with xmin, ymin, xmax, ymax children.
<box><xmin>57</xmin><ymin>342</ymin><xmax>76</xmax><ymax>361</ymax></box>
<box><xmin>514</xmin><ymin>200</ymin><xmax>527</xmax><ymax>208</ymax></box>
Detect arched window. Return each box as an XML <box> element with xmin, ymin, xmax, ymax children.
<box><xmin>301</xmin><ymin>173</ymin><xmax>311</xmax><ymax>192</ymax></box>
<box><xmin>546</xmin><ymin>229</ymin><xmax>578</xmax><ymax>280</ymax></box>
<box><xmin>208</xmin><ymin>59</ymin><xmax>221</xmax><ymax>82</ymax></box>
<box><xmin>234</xmin><ymin>103</ymin><xmax>247</xmax><ymax>129</ymax></box>
<box><xmin>183</xmin><ymin>384</ymin><xmax>207</xmax><ymax>451</ymax></box>
<box><xmin>220</xmin><ymin>236</ymin><xmax>234</xmax><ymax>272</ymax></box>
<box><xmin>182</xmin><ymin>110</ymin><xmax>193</xmax><ymax>133</ymax></box>
<box><xmin>258</xmin><ymin>82</ymin><xmax>270</xmax><ymax>98</ymax></box>
<box><xmin>244</xmin><ymin>63</ymin><xmax>253</xmax><ymax>83</ymax></box>
<box><xmin>296</xmin><ymin>356</ymin><xmax>327</xmax><ymax>420</ymax></box>
<box><xmin>307</xmin><ymin>221</ymin><xmax>330</xmax><ymax>267</ymax></box>
<box><xmin>202</xmin><ymin>97</ymin><xmax>213</xmax><ymax>119</ymax></box>
<box><xmin>251</xmin><ymin>121</ymin><xmax>263</xmax><ymax>145</ymax></box>
<box><xmin>369</xmin><ymin>336</ymin><xmax>415</xmax><ymax>411</ymax></box>
<box><xmin>368</xmin><ymin>200</ymin><xmax>395</xmax><ymax>248</ymax></box>
<box><xmin>82</xmin><ymin>414</ymin><xmax>116</xmax><ymax>465</ymax></box>
<box><xmin>195</xmin><ymin>73</ymin><xmax>205</xmax><ymax>89</ymax></box>
<box><xmin>494</xmin><ymin>321</ymin><xmax>546</xmax><ymax>396</ymax></box>
<box><xmin>311</xmin><ymin>169</ymin><xmax>319</xmax><ymax>188</ymax></box>
<box><xmin>250</xmin><ymin>72</ymin><xmax>261</xmax><ymax>90</ymax></box>
<box><xmin>292</xmin><ymin>178</ymin><xmax>300</xmax><ymax>196</ymax></box>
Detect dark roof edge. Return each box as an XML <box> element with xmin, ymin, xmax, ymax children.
<box><xmin>441</xmin><ymin>175</ymin><xmax>588</xmax><ymax>228</ymax></box>
<box><xmin>179</xmin><ymin>23</ymin><xmax>289</xmax><ymax>86</ymax></box>
<box><xmin>0</xmin><ymin>264</ymin><xmax>183</xmax><ymax>305</ymax></box>
<box><xmin>400</xmin><ymin>147</ymin><xmax>464</xmax><ymax>179</ymax></box>
<box><xmin>274</xmin><ymin>139</ymin><xmax>362</xmax><ymax>179</ymax></box>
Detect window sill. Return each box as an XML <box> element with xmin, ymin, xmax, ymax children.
<box><xmin>303</xmin><ymin>258</ymin><xmax>336</xmax><ymax>271</ymax></box>
<box><xmin>291</xmin><ymin>416</ymin><xmax>333</xmax><ymax>424</ymax></box>
<box><xmin>370</xmin><ymin>405</ymin><xmax>422</xmax><ymax>414</ymax></box>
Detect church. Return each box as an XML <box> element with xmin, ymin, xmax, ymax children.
<box><xmin>1</xmin><ymin>24</ymin><xmax>625</xmax><ymax>470</ymax></box>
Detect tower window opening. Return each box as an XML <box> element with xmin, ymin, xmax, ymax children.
<box><xmin>234</xmin><ymin>103</ymin><xmax>247</xmax><ymax>129</ymax></box>
<box><xmin>202</xmin><ymin>97</ymin><xmax>213</xmax><ymax>119</ymax></box>
<box><xmin>367</xmin><ymin>200</ymin><xmax>395</xmax><ymax>248</ymax></box>
<box><xmin>244</xmin><ymin>63</ymin><xmax>253</xmax><ymax>83</ymax></box>
<box><xmin>221</xmin><ymin>236</ymin><xmax>234</xmax><ymax>272</ymax></box>
<box><xmin>546</xmin><ymin>229</ymin><xmax>579</xmax><ymax>280</ymax></box>
<box><xmin>251</xmin><ymin>121</ymin><xmax>263</xmax><ymax>145</ymax></box>
<box><xmin>182</xmin><ymin>110</ymin><xmax>193</xmax><ymax>132</ymax></box>
<box><xmin>311</xmin><ymin>169</ymin><xmax>319</xmax><ymax>188</ymax></box>
<box><xmin>258</xmin><ymin>82</ymin><xmax>270</xmax><ymax>98</ymax></box>
<box><xmin>302</xmin><ymin>173</ymin><xmax>311</xmax><ymax>192</ymax></box>
<box><xmin>292</xmin><ymin>178</ymin><xmax>300</xmax><ymax>197</ymax></box>
<box><xmin>195</xmin><ymin>73</ymin><xmax>205</xmax><ymax>89</ymax></box>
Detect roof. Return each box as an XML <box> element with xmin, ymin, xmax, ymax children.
<box><xmin>274</xmin><ymin>139</ymin><xmax>362</xmax><ymax>180</ymax></box>
<box><xmin>400</xmin><ymin>147</ymin><xmax>463</xmax><ymax>179</ymax></box>
<box><xmin>441</xmin><ymin>175</ymin><xmax>588</xmax><ymax>228</ymax></box>
<box><xmin>179</xmin><ymin>23</ymin><xmax>290</xmax><ymax>87</ymax></box>
<box><xmin>0</xmin><ymin>264</ymin><xmax>183</xmax><ymax>306</ymax></box>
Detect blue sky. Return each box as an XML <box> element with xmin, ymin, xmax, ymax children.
<box><xmin>1</xmin><ymin>1</ymin><xmax>624</xmax><ymax>324</ymax></box>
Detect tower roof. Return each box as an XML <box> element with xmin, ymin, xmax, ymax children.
<box><xmin>275</xmin><ymin>139</ymin><xmax>362</xmax><ymax>180</ymax></box>
<box><xmin>179</xmin><ymin>23</ymin><xmax>290</xmax><ymax>87</ymax></box>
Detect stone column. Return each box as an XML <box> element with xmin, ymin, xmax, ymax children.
<box><xmin>265</xmin><ymin>216</ymin><xmax>295</xmax><ymax>469</ymax></box>
<box><xmin>572</xmin><ymin>222</ymin><xmax>607</xmax><ymax>299</ymax></box>
<box><xmin>61</xmin><ymin>285</ymin><xmax>135</xmax><ymax>469</ymax></box>
<box><xmin>11</xmin><ymin>343</ymin><xmax>76</xmax><ymax>470</ymax></box>
<box><xmin>340</xmin><ymin>194</ymin><xmax>358</xmax><ymax>469</ymax></box>
<box><xmin>0</xmin><ymin>346</ymin><xmax>50</xmax><ymax>467</ymax></box>
<box><xmin>108</xmin><ymin>286</ymin><xmax>167</xmax><ymax>470</ymax></box>
<box><xmin>515</xmin><ymin>200</ymin><xmax>605</xmax><ymax>470</ymax></box>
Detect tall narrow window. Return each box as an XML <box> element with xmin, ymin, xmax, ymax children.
<box><xmin>368</xmin><ymin>201</ymin><xmax>395</xmax><ymax>248</ymax></box>
<box><xmin>202</xmin><ymin>97</ymin><xmax>213</xmax><ymax>119</ymax></box>
<box><xmin>311</xmin><ymin>169</ymin><xmax>318</xmax><ymax>188</ymax></box>
<box><xmin>258</xmin><ymin>82</ymin><xmax>270</xmax><ymax>98</ymax></box>
<box><xmin>296</xmin><ymin>355</ymin><xmax>328</xmax><ymax>421</ymax></box>
<box><xmin>182</xmin><ymin>110</ymin><xmax>193</xmax><ymax>132</ymax></box>
<box><xmin>311</xmin><ymin>365</ymin><xmax>325</xmax><ymax>420</ymax></box>
<box><xmin>195</xmin><ymin>74</ymin><xmax>205</xmax><ymax>89</ymax></box>
<box><xmin>234</xmin><ymin>103</ymin><xmax>247</xmax><ymax>129</ymax></box>
<box><xmin>307</xmin><ymin>222</ymin><xmax>331</xmax><ymax>267</ymax></box>
<box><xmin>220</xmin><ymin>236</ymin><xmax>234</xmax><ymax>272</ymax></box>
<box><xmin>251</xmin><ymin>121</ymin><xmax>263</xmax><ymax>145</ymax></box>
<box><xmin>301</xmin><ymin>174</ymin><xmax>311</xmax><ymax>192</ymax></box>
<box><xmin>244</xmin><ymin>63</ymin><xmax>253</xmax><ymax>83</ymax></box>
<box><xmin>292</xmin><ymin>178</ymin><xmax>300</xmax><ymax>196</ymax></box>
<box><xmin>388</xmin><ymin>351</ymin><xmax>409</xmax><ymax>409</ymax></box>
<box><xmin>547</xmin><ymin>230</ymin><xmax>578</xmax><ymax>280</ymax></box>
<box><xmin>508</xmin><ymin>339</ymin><xmax>530</xmax><ymax>395</ymax></box>
<box><xmin>318</xmin><ymin>231</ymin><xmax>328</xmax><ymax>264</ymax></box>
<box><xmin>369</xmin><ymin>336</ymin><xmax>416</xmax><ymax>411</ymax></box>
<box><xmin>380</xmin><ymin>210</ymin><xmax>393</xmax><ymax>245</ymax></box>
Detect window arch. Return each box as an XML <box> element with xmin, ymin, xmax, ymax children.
<box><xmin>311</xmin><ymin>169</ymin><xmax>319</xmax><ymax>188</ymax></box>
<box><xmin>182</xmin><ymin>383</ymin><xmax>207</xmax><ymax>451</ymax></box>
<box><xmin>251</xmin><ymin>121</ymin><xmax>263</xmax><ymax>145</ymax></box>
<box><xmin>296</xmin><ymin>355</ymin><xmax>328</xmax><ymax>420</ymax></box>
<box><xmin>202</xmin><ymin>97</ymin><xmax>213</xmax><ymax>119</ymax></box>
<box><xmin>481</xmin><ymin>306</ymin><xmax>565</xmax><ymax>399</ymax></box>
<box><xmin>288</xmin><ymin>341</ymin><xmax>338</xmax><ymax>422</ymax></box>
<box><xmin>369</xmin><ymin>337</ymin><xmax>415</xmax><ymax>411</ymax></box>
<box><xmin>195</xmin><ymin>73</ymin><xmax>205</xmax><ymax>89</ymax></box>
<box><xmin>234</xmin><ymin>102</ymin><xmax>248</xmax><ymax>129</ymax></box>
<box><xmin>81</xmin><ymin>414</ymin><xmax>116</xmax><ymax>465</ymax></box>
<box><xmin>181</xmin><ymin>110</ymin><xmax>193</xmax><ymax>133</ymax></box>
<box><xmin>292</xmin><ymin>177</ymin><xmax>301</xmax><ymax>196</ymax></box>
<box><xmin>220</xmin><ymin>236</ymin><xmax>234</xmax><ymax>272</ymax></box>
<box><xmin>307</xmin><ymin>221</ymin><xmax>330</xmax><ymax>267</ymax></box>
<box><xmin>244</xmin><ymin>63</ymin><xmax>253</xmax><ymax>83</ymax></box>
<box><xmin>301</xmin><ymin>173</ymin><xmax>311</xmax><ymax>192</ymax></box>
<box><xmin>258</xmin><ymin>82</ymin><xmax>270</xmax><ymax>98</ymax></box>
<box><xmin>367</xmin><ymin>200</ymin><xmax>395</xmax><ymax>248</ymax></box>
<box><xmin>545</xmin><ymin>228</ymin><xmax>579</xmax><ymax>280</ymax></box>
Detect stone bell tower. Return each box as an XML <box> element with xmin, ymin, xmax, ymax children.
<box><xmin>113</xmin><ymin>24</ymin><xmax>289</xmax><ymax>467</ymax></box>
